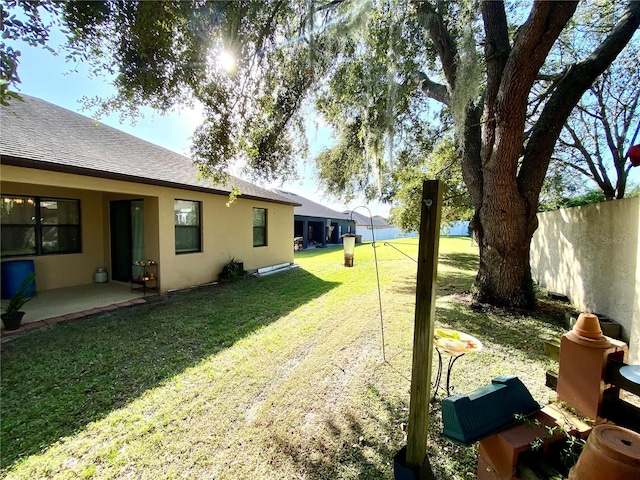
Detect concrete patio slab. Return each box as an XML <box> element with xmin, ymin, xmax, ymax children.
<box><xmin>1</xmin><ymin>282</ymin><xmax>150</xmax><ymax>337</ymax></box>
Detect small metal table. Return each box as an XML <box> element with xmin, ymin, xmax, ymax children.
<box><xmin>432</xmin><ymin>328</ymin><xmax>483</xmax><ymax>400</ymax></box>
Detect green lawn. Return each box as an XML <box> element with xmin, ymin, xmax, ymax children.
<box><xmin>1</xmin><ymin>237</ymin><xmax>569</xmax><ymax>479</ymax></box>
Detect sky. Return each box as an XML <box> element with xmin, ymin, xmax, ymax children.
<box><xmin>6</xmin><ymin>24</ymin><xmax>392</xmax><ymax>218</ymax></box>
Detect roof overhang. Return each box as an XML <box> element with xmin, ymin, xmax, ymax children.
<box><xmin>1</xmin><ymin>156</ymin><xmax>302</xmax><ymax>207</ymax></box>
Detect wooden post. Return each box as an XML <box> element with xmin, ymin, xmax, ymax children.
<box><xmin>405</xmin><ymin>180</ymin><xmax>443</xmax><ymax>471</ymax></box>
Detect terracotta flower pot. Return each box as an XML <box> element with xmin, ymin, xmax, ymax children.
<box><xmin>572</xmin><ymin>313</ymin><xmax>603</xmax><ymax>339</ymax></box>
<box><xmin>569</xmin><ymin>425</ymin><xmax>640</xmax><ymax>480</ymax></box>
<box><xmin>566</xmin><ymin>312</ymin><xmax>611</xmax><ymax>348</ymax></box>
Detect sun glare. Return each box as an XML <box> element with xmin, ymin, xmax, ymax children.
<box><xmin>219</xmin><ymin>51</ymin><xmax>237</xmax><ymax>73</ymax></box>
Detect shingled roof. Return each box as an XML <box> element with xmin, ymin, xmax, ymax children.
<box><xmin>271</xmin><ymin>189</ymin><xmax>350</xmax><ymax>220</ymax></box>
<box><xmin>346</xmin><ymin>211</ymin><xmax>390</xmax><ymax>228</ymax></box>
<box><xmin>0</xmin><ymin>95</ymin><xmax>298</xmax><ymax>206</ymax></box>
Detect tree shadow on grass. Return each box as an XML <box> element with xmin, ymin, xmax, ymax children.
<box><xmin>385</xmin><ymin>245</ymin><xmax>568</xmax><ymax>361</ymax></box>
<box><xmin>273</xmin><ymin>412</ymin><xmax>396</xmax><ymax>479</ymax></box>
<box><xmin>438</xmin><ymin>252</ymin><xmax>479</xmax><ymax>272</ymax></box>
<box><xmin>387</xmin><ymin>269</ymin><xmax>474</xmax><ymax>298</ymax></box>
<box><xmin>0</xmin><ymin>268</ymin><xmax>339</xmax><ymax>470</ymax></box>
<box><xmin>384</xmin><ymin>249</ymin><xmax>478</xmax><ymax>298</ymax></box>
<box><xmin>272</xmin><ymin>384</ymin><xmax>475</xmax><ymax>479</ymax></box>
<box><xmin>435</xmin><ymin>298</ymin><xmax>568</xmax><ymax>363</ymax></box>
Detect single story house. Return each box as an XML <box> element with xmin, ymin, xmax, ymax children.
<box><xmin>1</xmin><ymin>95</ymin><xmax>299</xmax><ymax>297</ymax></box>
<box><xmin>271</xmin><ymin>190</ymin><xmax>355</xmax><ymax>249</ymax></box>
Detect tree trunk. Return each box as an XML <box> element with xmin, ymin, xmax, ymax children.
<box><xmin>468</xmin><ymin>1</ymin><xmax>578</xmax><ymax>308</ymax></box>
<box><xmin>474</xmin><ymin>192</ymin><xmax>537</xmax><ymax>308</ymax></box>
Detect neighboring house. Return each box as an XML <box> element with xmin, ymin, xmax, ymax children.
<box><xmin>1</xmin><ymin>95</ymin><xmax>299</xmax><ymax>298</ymax></box>
<box><xmin>344</xmin><ymin>211</ymin><xmax>411</xmax><ymax>242</ymax></box>
<box><xmin>271</xmin><ymin>190</ymin><xmax>355</xmax><ymax>249</ymax></box>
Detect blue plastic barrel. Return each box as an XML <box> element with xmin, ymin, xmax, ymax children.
<box><xmin>1</xmin><ymin>260</ymin><xmax>36</xmax><ymax>299</ymax></box>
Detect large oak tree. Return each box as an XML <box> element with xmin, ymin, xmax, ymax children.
<box><xmin>443</xmin><ymin>1</ymin><xmax>638</xmax><ymax>307</ymax></box>
<box><xmin>3</xmin><ymin>0</ymin><xmax>639</xmax><ymax>308</ymax></box>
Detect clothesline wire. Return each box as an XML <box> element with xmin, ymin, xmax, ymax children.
<box><xmin>351</xmin><ymin>206</ymin><xmax>386</xmax><ymax>361</ymax></box>
<box><xmin>383</xmin><ymin>241</ymin><xmax>418</xmax><ymax>263</ymax></box>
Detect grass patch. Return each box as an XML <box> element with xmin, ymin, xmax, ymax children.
<box><xmin>1</xmin><ymin>237</ymin><xmax>571</xmax><ymax>479</ymax></box>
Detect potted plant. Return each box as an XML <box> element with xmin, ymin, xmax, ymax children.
<box><xmin>1</xmin><ymin>273</ymin><xmax>36</xmax><ymax>330</ymax></box>
<box><xmin>219</xmin><ymin>257</ymin><xmax>245</xmax><ymax>282</ymax></box>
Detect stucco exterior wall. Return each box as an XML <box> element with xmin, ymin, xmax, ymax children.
<box><xmin>530</xmin><ymin>197</ymin><xmax>640</xmax><ymax>362</ymax></box>
<box><xmin>156</xmin><ymin>188</ymin><xmax>293</xmax><ymax>292</ymax></box>
<box><xmin>1</xmin><ymin>165</ymin><xmax>294</xmax><ymax>293</ymax></box>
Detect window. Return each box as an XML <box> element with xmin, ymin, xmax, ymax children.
<box><xmin>174</xmin><ymin>200</ymin><xmax>201</xmax><ymax>253</ymax></box>
<box><xmin>253</xmin><ymin>208</ymin><xmax>267</xmax><ymax>247</ymax></box>
<box><xmin>1</xmin><ymin>195</ymin><xmax>81</xmax><ymax>257</ymax></box>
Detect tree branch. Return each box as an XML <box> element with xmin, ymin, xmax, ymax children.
<box><xmin>564</xmin><ymin>122</ymin><xmax>614</xmax><ymax>195</ymax></box>
<box><xmin>258</xmin><ymin>0</ymin><xmax>286</xmax><ymax>48</ymax></box>
<box><xmin>315</xmin><ymin>0</ymin><xmax>347</xmax><ymax>12</ymax></box>
<box><xmin>414</xmin><ymin>0</ymin><xmax>458</xmax><ymax>90</ymax></box>
<box><xmin>536</xmin><ymin>73</ymin><xmax>562</xmax><ymax>82</ymax></box>
<box><xmin>460</xmin><ymin>103</ymin><xmax>484</xmax><ymax>210</ymax></box>
<box><xmin>496</xmin><ymin>1</ymin><xmax>578</xmax><ymax>139</ymax></box>
<box><xmin>595</xmin><ymin>83</ymin><xmax>625</xmax><ymax>171</ymax></box>
<box><xmin>553</xmin><ymin>156</ymin><xmax>596</xmax><ymax>180</ymax></box>
<box><xmin>480</xmin><ymin>0</ymin><xmax>510</xmax><ymax>167</ymax></box>
<box><xmin>518</xmin><ymin>0</ymin><xmax>640</xmax><ymax>208</ymax></box>
<box><xmin>414</xmin><ymin>71</ymin><xmax>450</xmax><ymax>105</ymax></box>
<box><xmin>621</xmin><ymin>86</ymin><xmax>640</xmax><ymax>145</ymax></box>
